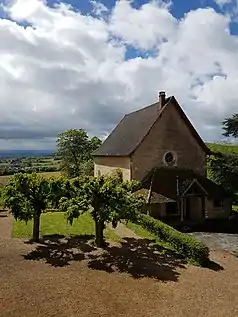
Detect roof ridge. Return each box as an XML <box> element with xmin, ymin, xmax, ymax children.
<box><xmin>125</xmin><ymin>101</ymin><xmax>158</xmax><ymax>116</ymax></box>
<box><xmin>125</xmin><ymin>97</ymin><xmax>171</xmax><ymax>116</ymax></box>
<box><xmin>93</xmin><ymin>94</ymin><xmax>210</xmax><ymax>157</ymax></box>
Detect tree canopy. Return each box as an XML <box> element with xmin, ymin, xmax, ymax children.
<box><xmin>209</xmin><ymin>113</ymin><xmax>238</xmax><ymax>204</ymax></box>
<box><xmin>3</xmin><ymin>173</ymin><xmax>50</xmax><ymax>241</ymax></box>
<box><xmin>59</xmin><ymin>171</ymin><xmax>145</xmax><ymax>247</ymax></box>
<box><xmin>208</xmin><ymin>152</ymin><xmax>238</xmax><ymax>202</ymax></box>
<box><xmin>223</xmin><ymin>114</ymin><xmax>238</xmax><ymax>138</ymax></box>
<box><xmin>57</xmin><ymin>129</ymin><xmax>101</xmax><ymax>178</ymax></box>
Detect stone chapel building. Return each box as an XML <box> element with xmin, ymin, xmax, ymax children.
<box><xmin>93</xmin><ymin>92</ymin><xmax>231</xmax><ymax>225</ymax></box>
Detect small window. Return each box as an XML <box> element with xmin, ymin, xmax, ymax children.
<box><xmin>166</xmin><ymin>202</ymin><xmax>178</xmax><ymax>215</ymax></box>
<box><xmin>97</xmin><ymin>170</ymin><xmax>101</xmax><ymax>177</ymax></box>
<box><xmin>165</xmin><ymin>152</ymin><xmax>174</xmax><ymax>163</ymax></box>
<box><xmin>164</xmin><ymin>151</ymin><xmax>176</xmax><ymax>165</ymax></box>
<box><xmin>214</xmin><ymin>199</ymin><xmax>223</xmax><ymax>208</ymax></box>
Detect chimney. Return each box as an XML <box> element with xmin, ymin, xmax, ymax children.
<box><xmin>158</xmin><ymin>91</ymin><xmax>166</xmax><ymax>109</ymax></box>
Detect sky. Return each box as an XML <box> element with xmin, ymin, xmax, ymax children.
<box><xmin>1</xmin><ymin>0</ymin><xmax>238</xmax><ymax>150</ymax></box>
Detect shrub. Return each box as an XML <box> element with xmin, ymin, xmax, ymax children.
<box><xmin>137</xmin><ymin>214</ymin><xmax>209</xmax><ymax>265</ymax></box>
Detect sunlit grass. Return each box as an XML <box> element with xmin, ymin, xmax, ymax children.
<box><xmin>12</xmin><ymin>211</ymin><xmax>121</xmax><ymax>243</ymax></box>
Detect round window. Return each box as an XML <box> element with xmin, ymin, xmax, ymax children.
<box><xmin>164</xmin><ymin>152</ymin><xmax>174</xmax><ymax>164</ymax></box>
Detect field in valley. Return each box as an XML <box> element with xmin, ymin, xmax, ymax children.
<box><xmin>0</xmin><ymin>171</ymin><xmax>61</xmax><ymax>185</ymax></box>
<box><xmin>207</xmin><ymin>142</ymin><xmax>238</xmax><ymax>154</ymax></box>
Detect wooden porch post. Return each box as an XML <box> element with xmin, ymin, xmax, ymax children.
<box><xmin>180</xmin><ymin>198</ymin><xmax>184</xmax><ymax>223</ymax></box>
<box><xmin>201</xmin><ymin>195</ymin><xmax>206</xmax><ymax>223</ymax></box>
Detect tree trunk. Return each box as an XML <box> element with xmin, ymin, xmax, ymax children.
<box><xmin>95</xmin><ymin>218</ymin><xmax>105</xmax><ymax>247</ymax></box>
<box><xmin>33</xmin><ymin>212</ymin><xmax>40</xmax><ymax>242</ymax></box>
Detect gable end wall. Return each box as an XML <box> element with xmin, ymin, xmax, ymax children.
<box><xmin>131</xmin><ymin>103</ymin><xmax>207</xmax><ymax>181</ymax></box>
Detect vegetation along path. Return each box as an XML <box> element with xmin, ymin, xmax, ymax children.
<box><xmin>0</xmin><ymin>213</ymin><xmax>238</xmax><ymax>316</ymax></box>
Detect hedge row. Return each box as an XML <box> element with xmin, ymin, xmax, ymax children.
<box><xmin>137</xmin><ymin>214</ymin><xmax>209</xmax><ymax>265</ymax></box>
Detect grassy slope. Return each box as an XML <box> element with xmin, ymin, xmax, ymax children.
<box><xmin>126</xmin><ymin>221</ymin><xmax>174</xmax><ymax>251</ymax></box>
<box><xmin>12</xmin><ymin>211</ymin><xmax>121</xmax><ymax>243</ymax></box>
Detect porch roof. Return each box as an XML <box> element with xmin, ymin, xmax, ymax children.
<box><xmin>142</xmin><ymin>167</ymin><xmax>229</xmax><ymax>201</ymax></box>
<box><xmin>133</xmin><ymin>188</ymin><xmax>176</xmax><ymax>204</ymax></box>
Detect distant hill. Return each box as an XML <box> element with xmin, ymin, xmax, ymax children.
<box><xmin>206</xmin><ymin>143</ymin><xmax>238</xmax><ymax>155</ymax></box>
<box><xmin>0</xmin><ymin>150</ymin><xmax>55</xmax><ymax>159</ymax></box>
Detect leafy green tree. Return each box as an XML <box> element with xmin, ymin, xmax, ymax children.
<box><xmin>59</xmin><ymin>172</ymin><xmax>145</xmax><ymax>247</ymax></box>
<box><xmin>88</xmin><ymin>136</ymin><xmax>102</xmax><ymax>155</ymax></box>
<box><xmin>208</xmin><ymin>152</ymin><xmax>238</xmax><ymax>201</ymax></box>
<box><xmin>57</xmin><ymin>129</ymin><xmax>101</xmax><ymax>178</ymax></box>
<box><xmin>47</xmin><ymin>177</ymin><xmax>71</xmax><ymax>209</ymax></box>
<box><xmin>209</xmin><ymin>113</ymin><xmax>238</xmax><ymax>203</ymax></box>
<box><xmin>3</xmin><ymin>173</ymin><xmax>49</xmax><ymax>242</ymax></box>
<box><xmin>223</xmin><ymin>114</ymin><xmax>238</xmax><ymax>138</ymax></box>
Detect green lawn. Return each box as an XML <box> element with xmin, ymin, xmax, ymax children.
<box><xmin>233</xmin><ymin>205</ymin><xmax>238</xmax><ymax>212</ymax></box>
<box><xmin>12</xmin><ymin>211</ymin><xmax>121</xmax><ymax>243</ymax></box>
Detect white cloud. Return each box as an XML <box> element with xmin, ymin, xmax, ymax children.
<box><xmin>0</xmin><ymin>0</ymin><xmax>238</xmax><ymax>149</ymax></box>
<box><xmin>214</xmin><ymin>0</ymin><xmax>232</xmax><ymax>7</ymax></box>
<box><xmin>90</xmin><ymin>0</ymin><xmax>108</xmax><ymax>16</ymax></box>
<box><xmin>109</xmin><ymin>0</ymin><xmax>177</xmax><ymax>50</ymax></box>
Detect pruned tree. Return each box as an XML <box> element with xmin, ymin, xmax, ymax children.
<box><xmin>47</xmin><ymin>177</ymin><xmax>71</xmax><ymax>209</ymax></box>
<box><xmin>57</xmin><ymin>129</ymin><xmax>101</xmax><ymax>178</ymax></box>
<box><xmin>3</xmin><ymin>173</ymin><xmax>50</xmax><ymax>242</ymax></box>
<box><xmin>59</xmin><ymin>172</ymin><xmax>145</xmax><ymax>247</ymax></box>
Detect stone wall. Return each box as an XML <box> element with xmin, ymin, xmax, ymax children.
<box><xmin>206</xmin><ymin>198</ymin><xmax>231</xmax><ymax>219</ymax></box>
<box><xmin>94</xmin><ymin>156</ymin><xmax>131</xmax><ymax>181</ymax></box>
<box><xmin>131</xmin><ymin>102</ymin><xmax>207</xmax><ymax>181</ymax></box>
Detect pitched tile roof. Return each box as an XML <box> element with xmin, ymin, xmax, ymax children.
<box><xmin>134</xmin><ymin>188</ymin><xmax>176</xmax><ymax>204</ymax></box>
<box><xmin>93</xmin><ymin>96</ymin><xmax>211</xmax><ymax>156</ymax></box>
<box><xmin>142</xmin><ymin>167</ymin><xmax>229</xmax><ymax>200</ymax></box>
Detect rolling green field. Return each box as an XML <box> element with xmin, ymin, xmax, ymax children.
<box><xmin>207</xmin><ymin>142</ymin><xmax>238</xmax><ymax>154</ymax></box>
<box><xmin>0</xmin><ymin>171</ymin><xmax>61</xmax><ymax>185</ymax></box>
<box><xmin>0</xmin><ymin>155</ymin><xmax>60</xmax><ymax>179</ymax></box>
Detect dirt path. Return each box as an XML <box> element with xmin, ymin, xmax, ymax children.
<box><xmin>1</xmin><ymin>214</ymin><xmax>238</xmax><ymax>316</ymax></box>
<box><xmin>0</xmin><ymin>210</ymin><xmax>12</xmax><ymax>239</ymax></box>
<box><xmin>107</xmin><ymin>222</ymin><xmax>140</xmax><ymax>239</ymax></box>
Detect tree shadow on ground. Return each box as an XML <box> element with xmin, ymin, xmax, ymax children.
<box><xmin>23</xmin><ymin>235</ymin><xmax>223</xmax><ymax>281</ymax></box>
<box><xmin>204</xmin><ymin>259</ymin><xmax>224</xmax><ymax>271</ymax></box>
<box><xmin>24</xmin><ymin>234</ymin><xmax>96</xmax><ymax>267</ymax></box>
<box><xmin>23</xmin><ymin>235</ymin><xmax>187</xmax><ymax>282</ymax></box>
<box><xmin>0</xmin><ymin>214</ymin><xmax>7</xmax><ymax>218</ymax></box>
<box><xmin>88</xmin><ymin>238</ymin><xmax>186</xmax><ymax>281</ymax></box>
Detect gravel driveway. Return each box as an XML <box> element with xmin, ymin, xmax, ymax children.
<box><xmin>189</xmin><ymin>232</ymin><xmax>238</xmax><ymax>256</ymax></box>
<box><xmin>1</xmin><ymin>211</ymin><xmax>238</xmax><ymax>317</ymax></box>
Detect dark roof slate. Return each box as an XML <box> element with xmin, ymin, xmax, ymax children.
<box><xmin>142</xmin><ymin>167</ymin><xmax>229</xmax><ymax>200</ymax></box>
<box><xmin>93</xmin><ymin>96</ymin><xmax>211</xmax><ymax>156</ymax></box>
<box><xmin>93</xmin><ymin>100</ymin><xmax>165</xmax><ymax>156</ymax></box>
<box><xmin>133</xmin><ymin>188</ymin><xmax>176</xmax><ymax>204</ymax></box>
